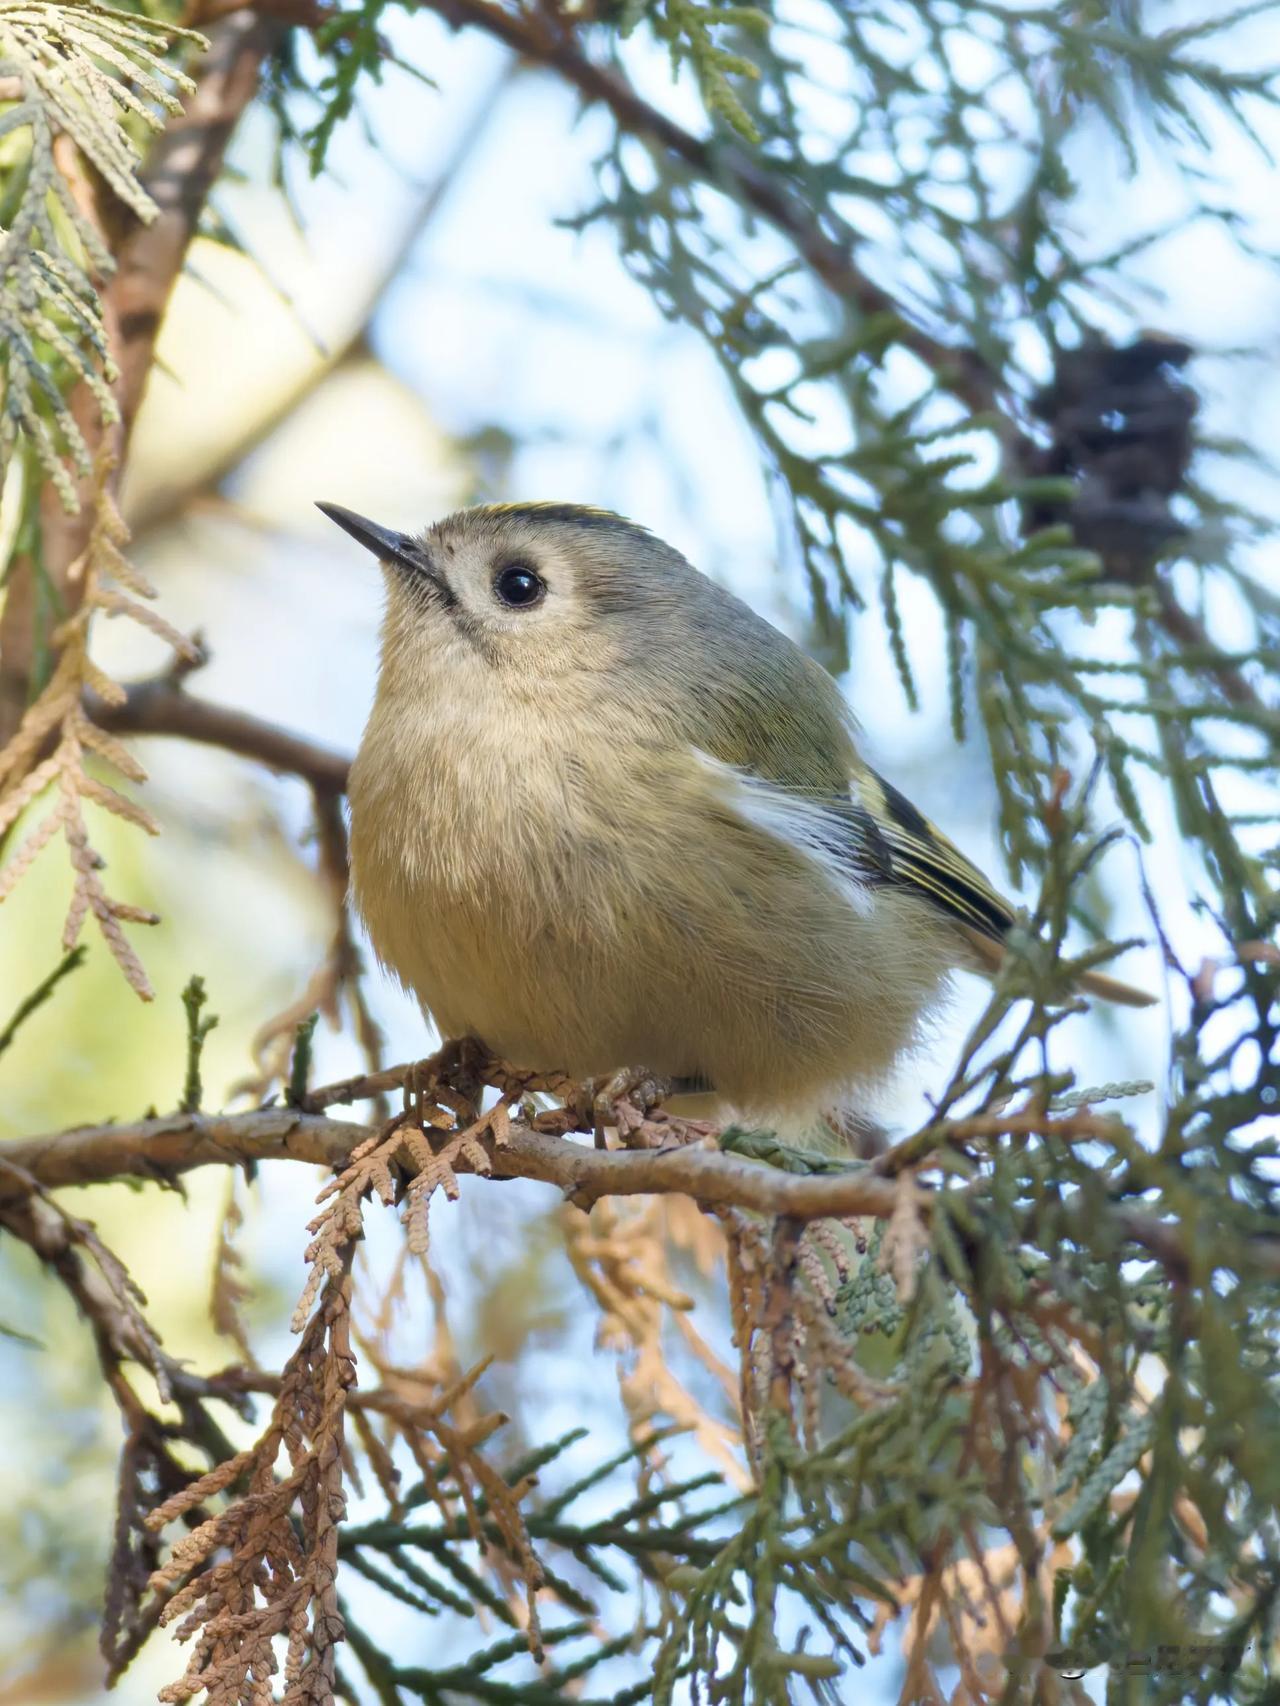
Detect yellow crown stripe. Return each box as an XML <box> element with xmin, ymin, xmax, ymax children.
<box><xmin>472</xmin><ymin>501</ymin><xmax>638</xmax><ymax>528</ymax></box>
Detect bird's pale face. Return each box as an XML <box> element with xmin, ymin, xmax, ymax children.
<box><xmin>319</xmin><ymin>501</ymin><xmax>682</xmax><ymax>691</ymax></box>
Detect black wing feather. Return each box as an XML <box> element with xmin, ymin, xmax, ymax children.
<box><xmin>853</xmin><ymin>770</ymin><xmax>1014</xmax><ymax>943</ymax></box>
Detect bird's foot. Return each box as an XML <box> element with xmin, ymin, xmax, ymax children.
<box><xmin>425</xmin><ymin>1036</ymin><xmax>494</xmax><ymax>1108</ymax></box>
<box><xmin>571</xmin><ymin>1068</ymin><xmax>717</xmax><ymax>1151</ymax></box>
<box><xmin>822</xmin><ymin>1105</ymin><xmax>890</xmax><ymax>1160</ymax></box>
<box><xmin>568</xmin><ymin>1066</ymin><xmax>665</xmax><ymax>1147</ymax></box>
<box><xmin>381</xmin><ymin>1039</ymin><xmax>503</xmax><ymax>1166</ymax></box>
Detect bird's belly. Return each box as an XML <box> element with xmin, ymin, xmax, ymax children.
<box><xmin>356</xmin><ymin>847</ymin><xmax>951</xmax><ymax>1119</ymax></box>
<box><xmin>349</xmin><ymin>728</ymin><xmax>953</xmax><ymax>1116</ymax></box>
<box><xmin>356</xmin><ymin>864</ymin><xmax>698</xmax><ymax>1083</ymax></box>
<box><xmin>394</xmin><ymin>914</ymin><xmax>681</xmax><ymax>1082</ymax></box>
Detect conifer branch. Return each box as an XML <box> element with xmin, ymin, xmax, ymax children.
<box><xmin>425</xmin><ymin>0</ymin><xmax>999</xmax><ymax>418</ymax></box>
<box><xmin>0</xmin><ymin>1102</ymin><xmax>900</xmax><ymax>1217</ymax></box>
<box><xmin>0</xmin><ymin>10</ymin><xmax>281</xmax><ymax>742</ymax></box>
<box><xmin>0</xmin><ymin>11</ymin><xmax>287</xmax><ymax>994</ymax></box>
<box><xmin>5</xmin><ymin>1072</ymin><xmax>1274</xmax><ymax>1282</ymax></box>
<box><xmin>422</xmin><ymin>0</ymin><xmax>1267</xmax><ymax>718</ymax></box>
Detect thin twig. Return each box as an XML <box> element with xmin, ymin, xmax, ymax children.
<box><xmin>426</xmin><ymin>0</ymin><xmax>997</xmax><ymax>418</ymax></box>
<box><xmin>1152</xmin><ymin>579</ymin><xmax>1266</xmax><ymax>713</ymax></box>
<box><xmin>0</xmin><ymin>1106</ymin><xmax>897</xmax><ymax>1217</ymax></box>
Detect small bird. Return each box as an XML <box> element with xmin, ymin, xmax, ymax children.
<box><xmin>320</xmin><ymin>501</ymin><xmax>1152</xmax><ymax>1126</ymax></box>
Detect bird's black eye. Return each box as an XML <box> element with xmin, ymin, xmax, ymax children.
<box><xmin>493</xmin><ymin>563</ymin><xmax>546</xmax><ymax>609</ymax></box>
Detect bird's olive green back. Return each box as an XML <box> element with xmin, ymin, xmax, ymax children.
<box><xmin>509</xmin><ymin>503</ymin><xmax>1016</xmax><ymax>947</ymax></box>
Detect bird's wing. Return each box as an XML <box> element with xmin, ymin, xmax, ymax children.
<box><xmin>851</xmin><ymin>767</ymin><xmax>1014</xmax><ymax>943</ymax></box>
<box><xmin>695</xmin><ymin>747</ymin><xmax>1011</xmax><ymax>938</ymax></box>
<box><xmin>851</xmin><ymin>767</ymin><xmax>1154</xmax><ymax>1007</ymax></box>
<box><xmin>694</xmin><ymin>744</ymin><xmax>1154</xmax><ymax>1009</ymax></box>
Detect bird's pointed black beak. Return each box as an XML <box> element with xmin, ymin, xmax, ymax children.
<box><xmin>317</xmin><ymin>502</ymin><xmax>456</xmax><ymax>607</ymax></box>
<box><xmin>316</xmin><ymin>502</ymin><xmax>421</xmax><ymax>572</ymax></box>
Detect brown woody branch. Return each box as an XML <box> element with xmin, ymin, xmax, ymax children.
<box><xmin>1152</xmin><ymin>580</ymin><xmax>1266</xmax><ymax>712</ymax></box>
<box><xmin>0</xmin><ymin>1106</ymin><xmax>901</xmax><ymax>1218</ymax></box>
<box><xmin>109</xmin><ymin>15</ymin><xmax>284</xmax><ymax>428</ymax></box>
<box><xmin>4</xmin><ymin>1090</ymin><xmax>1277</xmax><ymax>1280</ymax></box>
<box><xmin>88</xmin><ymin>675</ymin><xmax>379</xmax><ymax>1098</ymax></box>
<box><xmin>92</xmin><ymin>677</ymin><xmax>352</xmax><ymax>795</ymax></box>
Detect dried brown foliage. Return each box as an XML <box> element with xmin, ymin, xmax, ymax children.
<box><xmin>0</xmin><ymin>454</ymin><xmax>198</xmax><ymax>996</ymax></box>
<box><xmin>0</xmin><ymin>1157</ymin><xmax>246</xmax><ymax>1681</ymax></box>
<box><xmin>721</xmin><ymin>1207</ymin><xmax>898</xmax><ymax>1465</ymax></box>
<box><xmin>132</xmin><ymin>1071</ymin><xmax>553</xmax><ymax>1703</ymax></box>
<box><xmin>145</xmin><ymin>1249</ymin><xmax>356</xmax><ymax>1705</ymax></box>
<box><xmin>563</xmin><ymin>1194</ymin><xmax>748</xmax><ymax>1490</ymax></box>
<box><xmin>294</xmin><ymin>1078</ymin><xmax>513</xmax><ymax>1333</ymax></box>
<box><xmin>879</xmin><ymin>1169</ymin><xmax>929</xmax><ymax>1305</ymax></box>
<box><xmin>209</xmin><ymin>1179</ymin><xmax>257</xmax><ymax>1366</ymax></box>
<box><xmin>348</xmin><ymin>1347</ymin><xmax>548</xmax><ymax>1650</ymax></box>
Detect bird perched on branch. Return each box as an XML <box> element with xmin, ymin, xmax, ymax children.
<box><xmin>319</xmin><ymin>501</ymin><xmax>1152</xmax><ymax>1128</ymax></box>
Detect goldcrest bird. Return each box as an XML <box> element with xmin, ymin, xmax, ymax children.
<box><xmin>320</xmin><ymin>501</ymin><xmax>1152</xmax><ymax>1125</ymax></box>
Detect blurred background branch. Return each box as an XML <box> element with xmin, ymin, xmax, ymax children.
<box><xmin>94</xmin><ymin>671</ymin><xmax>351</xmax><ymax>793</ymax></box>
<box><xmin>0</xmin><ymin>9</ymin><xmax>283</xmax><ymax>745</ymax></box>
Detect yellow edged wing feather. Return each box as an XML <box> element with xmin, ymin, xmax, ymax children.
<box><xmin>856</xmin><ymin>768</ymin><xmax>1014</xmax><ymax>942</ymax></box>
<box><xmin>857</xmin><ymin>768</ymin><xmax>1155</xmax><ymax>1009</ymax></box>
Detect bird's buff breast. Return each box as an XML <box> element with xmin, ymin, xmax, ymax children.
<box><xmin>348</xmin><ymin>693</ymin><xmax>950</xmax><ymax>1112</ymax></box>
<box><xmin>349</xmin><ymin>693</ymin><xmax>687</xmax><ymax>1074</ymax></box>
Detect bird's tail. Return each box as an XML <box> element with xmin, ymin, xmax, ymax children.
<box><xmin>1074</xmin><ymin>967</ymin><xmax>1156</xmax><ymax>1008</ymax></box>
<box><xmin>956</xmin><ymin>924</ymin><xmax>1155</xmax><ymax>1009</ymax></box>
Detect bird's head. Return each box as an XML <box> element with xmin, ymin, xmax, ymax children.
<box><xmin>317</xmin><ymin>500</ymin><xmax>699</xmax><ymax>690</ymax></box>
